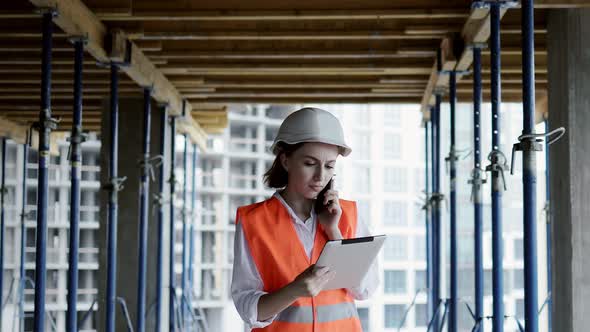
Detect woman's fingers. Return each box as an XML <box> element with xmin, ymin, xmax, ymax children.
<box><xmin>313</xmin><ymin>266</ymin><xmax>330</xmax><ymax>277</ymax></box>
<box><xmin>323</xmin><ymin>190</ymin><xmax>339</xmax><ymax>205</ymax></box>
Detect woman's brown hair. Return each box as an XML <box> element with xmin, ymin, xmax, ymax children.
<box><xmin>263</xmin><ymin>142</ymin><xmax>305</xmax><ymax>188</ymax></box>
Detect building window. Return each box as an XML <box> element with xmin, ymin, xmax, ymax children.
<box><xmin>357</xmin><ymin>200</ymin><xmax>371</xmax><ymax>225</ymax></box>
<box><xmin>353</xmin><ymin>108</ymin><xmax>371</xmax><ymax>127</ymax></box>
<box><xmin>414</xmin><ymin>235</ymin><xmax>426</xmax><ymax>261</ymax></box>
<box><xmin>415</xmin><ymin>303</ymin><xmax>428</xmax><ymax>327</ymax></box>
<box><xmin>383</xmin><ymin>200</ymin><xmax>407</xmax><ymax>226</ymax></box>
<box><xmin>382</xmin><ymin>108</ymin><xmax>401</xmax><ymax>128</ymax></box>
<box><xmin>384</xmin><ymin>270</ymin><xmax>407</xmax><ymax>294</ymax></box>
<box><xmin>352</xmin><ymin>132</ymin><xmax>371</xmax><ymax>160</ymax></box>
<box><xmin>383</xmin><ymin>167</ymin><xmax>406</xmax><ymax>192</ymax></box>
<box><xmin>384</xmin><ymin>304</ymin><xmax>406</xmax><ymax>328</ymax></box>
<box><xmin>514</xmin><ymin>238</ymin><xmax>524</xmax><ymax>261</ymax></box>
<box><xmin>357</xmin><ymin>307</ymin><xmax>370</xmax><ymax>332</ymax></box>
<box><xmin>383</xmin><ymin>133</ymin><xmax>401</xmax><ymax>160</ymax></box>
<box><xmin>415</xmin><ymin>270</ymin><xmax>426</xmax><ymax>291</ymax></box>
<box><xmin>353</xmin><ymin>166</ymin><xmax>371</xmax><ymax>193</ymax></box>
<box><xmin>384</xmin><ymin>236</ymin><xmax>407</xmax><ymax>261</ymax></box>
<box><xmin>513</xmin><ymin>268</ymin><xmax>524</xmax><ymax>290</ymax></box>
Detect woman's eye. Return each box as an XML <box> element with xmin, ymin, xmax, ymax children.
<box><xmin>325</xmin><ymin>166</ymin><xmax>334</xmax><ymax>169</ymax></box>
<box><xmin>304</xmin><ymin>162</ymin><xmax>315</xmax><ymax>166</ymax></box>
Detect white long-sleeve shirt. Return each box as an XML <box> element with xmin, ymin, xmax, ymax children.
<box><xmin>231</xmin><ymin>192</ymin><xmax>379</xmax><ymax>330</ymax></box>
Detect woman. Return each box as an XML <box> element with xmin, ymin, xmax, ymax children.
<box><xmin>231</xmin><ymin>107</ymin><xmax>378</xmax><ymax>331</ymax></box>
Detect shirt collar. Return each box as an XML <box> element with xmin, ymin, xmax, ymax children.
<box><xmin>273</xmin><ymin>191</ymin><xmax>316</xmax><ymax>226</ymax></box>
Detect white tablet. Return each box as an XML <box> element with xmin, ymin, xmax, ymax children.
<box><xmin>316</xmin><ymin>235</ymin><xmax>386</xmax><ymax>291</ymax></box>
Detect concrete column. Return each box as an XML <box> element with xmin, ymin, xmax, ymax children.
<box><xmin>98</xmin><ymin>98</ymin><xmax>170</xmax><ymax>332</ymax></box>
<box><xmin>547</xmin><ymin>9</ymin><xmax>590</xmax><ymax>332</ymax></box>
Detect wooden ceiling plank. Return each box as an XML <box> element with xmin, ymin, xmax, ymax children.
<box><xmin>27</xmin><ymin>0</ymin><xmax>213</xmax><ymax>147</ymax></box>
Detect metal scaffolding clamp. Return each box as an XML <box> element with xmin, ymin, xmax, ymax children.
<box><xmin>31</xmin><ymin>109</ymin><xmax>60</xmax><ymax>132</ymax></box>
<box><xmin>66</xmin><ymin>126</ymin><xmax>89</xmax><ymax>162</ymax></box>
<box><xmin>468</xmin><ymin>167</ymin><xmax>488</xmax><ymax>202</ymax></box>
<box><xmin>419</xmin><ymin>192</ymin><xmax>432</xmax><ymax>212</ymax></box>
<box><xmin>485</xmin><ymin>150</ymin><xmax>509</xmax><ymax>191</ymax></box>
<box><xmin>34</xmin><ymin>7</ymin><xmax>58</xmax><ymax>17</ymax></box>
<box><xmin>433</xmin><ymin>86</ymin><xmax>448</xmax><ymax>96</ymax></box>
<box><xmin>20</xmin><ymin>210</ymin><xmax>35</xmax><ymax>220</ymax></box>
<box><xmin>429</xmin><ymin>192</ymin><xmax>448</xmax><ymax>211</ymax></box>
<box><xmin>138</xmin><ymin>154</ymin><xmax>164</xmax><ymax>182</ymax></box>
<box><xmin>102</xmin><ymin>176</ymin><xmax>128</xmax><ymax>193</ymax></box>
<box><xmin>510</xmin><ymin>127</ymin><xmax>566</xmax><ymax>175</ymax></box>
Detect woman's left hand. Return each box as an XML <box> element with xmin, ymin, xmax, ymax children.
<box><xmin>317</xmin><ymin>189</ymin><xmax>343</xmax><ymax>240</ymax></box>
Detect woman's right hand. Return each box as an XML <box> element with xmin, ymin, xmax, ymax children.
<box><xmin>290</xmin><ymin>265</ymin><xmax>335</xmax><ymax>297</ymax></box>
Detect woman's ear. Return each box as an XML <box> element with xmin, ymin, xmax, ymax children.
<box><xmin>279</xmin><ymin>153</ymin><xmax>289</xmax><ymax>172</ymax></box>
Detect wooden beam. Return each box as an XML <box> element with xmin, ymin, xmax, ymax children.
<box><xmin>27</xmin><ymin>0</ymin><xmax>208</xmax><ymax>148</ymax></box>
<box><xmin>455</xmin><ymin>7</ymin><xmax>508</xmax><ymax>72</ymax></box>
<box><xmin>96</xmin><ymin>9</ymin><xmax>469</xmax><ymax>21</ymax></box>
<box><xmin>420</xmin><ymin>36</ymin><xmax>456</xmax><ymax>119</ymax></box>
<box><xmin>29</xmin><ymin>0</ymin><xmax>109</xmax><ymax>61</ymax></box>
<box><xmin>131</xmin><ymin>30</ymin><xmax>441</xmax><ymax>41</ymax></box>
<box><xmin>145</xmin><ymin>50</ymin><xmax>437</xmax><ymax>60</ymax></box>
<box><xmin>161</xmin><ymin>65</ymin><xmax>433</xmax><ymax>76</ymax></box>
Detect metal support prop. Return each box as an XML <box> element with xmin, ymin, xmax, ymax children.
<box><xmin>181</xmin><ymin>133</ymin><xmax>189</xmax><ymax>326</ymax></box>
<box><xmin>34</xmin><ymin>11</ymin><xmax>58</xmax><ymax>332</ymax></box>
<box><xmin>0</xmin><ymin>137</ymin><xmax>6</xmax><ymax>330</ymax></box>
<box><xmin>19</xmin><ymin>143</ymin><xmax>28</xmax><ymax>332</ymax></box>
<box><xmin>488</xmin><ymin>4</ymin><xmax>506</xmax><ymax>331</ymax></box>
<box><xmin>155</xmin><ymin>104</ymin><xmax>168</xmax><ymax>332</ymax></box>
<box><xmin>425</xmin><ymin>121</ymin><xmax>433</xmax><ymax>321</ymax></box>
<box><xmin>105</xmin><ymin>62</ymin><xmax>125</xmax><ymax>332</ymax></box>
<box><xmin>429</xmin><ymin>107</ymin><xmax>437</xmax><ymax>325</ymax></box>
<box><xmin>136</xmin><ymin>87</ymin><xmax>152</xmax><ymax>332</ymax></box>
<box><xmin>433</xmin><ymin>91</ymin><xmax>442</xmax><ymax>332</ymax></box>
<box><xmin>169</xmin><ymin>116</ymin><xmax>177</xmax><ymax>332</ymax></box>
<box><xmin>470</xmin><ymin>46</ymin><xmax>485</xmax><ymax>331</ymax></box>
<box><xmin>66</xmin><ymin>38</ymin><xmax>85</xmax><ymax>332</ymax></box>
<box><xmin>544</xmin><ymin>120</ymin><xmax>552</xmax><ymax>332</ymax></box>
<box><xmin>447</xmin><ymin>70</ymin><xmax>458</xmax><ymax>332</ymax></box>
<box><xmin>521</xmin><ymin>1</ymin><xmax>539</xmax><ymax>330</ymax></box>
<box><xmin>189</xmin><ymin>143</ymin><xmax>197</xmax><ymax>293</ymax></box>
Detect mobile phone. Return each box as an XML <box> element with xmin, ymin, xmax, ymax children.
<box><xmin>314</xmin><ymin>177</ymin><xmax>334</xmax><ymax>214</ymax></box>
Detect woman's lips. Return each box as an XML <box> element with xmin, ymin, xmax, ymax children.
<box><xmin>310</xmin><ymin>185</ymin><xmax>323</xmax><ymax>191</ymax></box>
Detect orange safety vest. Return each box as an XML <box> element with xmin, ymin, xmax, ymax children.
<box><xmin>236</xmin><ymin>196</ymin><xmax>362</xmax><ymax>332</ymax></box>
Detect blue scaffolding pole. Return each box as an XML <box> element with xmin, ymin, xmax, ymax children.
<box><xmin>470</xmin><ymin>45</ymin><xmax>486</xmax><ymax>331</ymax></box>
<box><xmin>521</xmin><ymin>1</ymin><xmax>539</xmax><ymax>331</ymax></box>
<box><xmin>136</xmin><ymin>87</ymin><xmax>153</xmax><ymax>332</ymax></box>
<box><xmin>19</xmin><ymin>142</ymin><xmax>28</xmax><ymax>332</ymax></box>
<box><xmin>169</xmin><ymin>115</ymin><xmax>177</xmax><ymax>331</ymax></box>
<box><xmin>34</xmin><ymin>10</ymin><xmax>58</xmax><ymax>332</ymax></box>
<box><xmin>486</xmin><ymin>3</ymin><xmax>507</xmax><ymax>331</ymax></box>
<box><xmin>66</xmin><ymin>37</ymin><xmax>85</xmax><ymax>332</ymax></box>
<box><xmin>433</xmin><ymin>88</ymin><xmax>443</xmax><ymax>332</ymax></box>
<box><xmin>425</xmin><ymin>120</ymin><xmax>433</xmax><ymax>321</ymax></box>
<box><xmin>447</xmin><ymin>70</ymin><xmax>458</xmax><ymax>332</ymax></box>
<box><xmin>155</xmin><ymin>104</ymin><xmax>168</xmax><ymax>332</ymax></box>
<box><xmin>429</xmin><ymin>106</ymin><xmax>437</xmax><ymax>326</ymax></box>
<box><xmin>0</xmin><ymin>137</ymin><xmax>6</xmax><ymax>330</ymax></box>
<box><xmin>181</xmin><ymin>133</ymin><xmax>189</xmax><ymax>326</ymax></box>
<box><xmin>189</xmin><ymin>143</ymin><xmax>198</xmax><ymax>294</ymax></box>
<box><xmin>105</xmin><ymin>62</ymin><xmax>124</xmax><ymax>332</ymax></box>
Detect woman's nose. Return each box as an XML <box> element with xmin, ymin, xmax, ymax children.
<box><xmin>314</xmin><ymin>166</ymin><xmax>324</xmax><ymax>181</ymax></box>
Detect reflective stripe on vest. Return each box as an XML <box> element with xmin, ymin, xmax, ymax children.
<box><xmin>277</xmin><ymin>302</ymin><xmax>359</xmax><ymax>324</ymax></box>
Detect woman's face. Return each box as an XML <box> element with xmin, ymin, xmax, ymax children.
<box><xmin>280</xmin><ymin>142</ymin><xmax>339</xmax><ymax>199</ymax></box>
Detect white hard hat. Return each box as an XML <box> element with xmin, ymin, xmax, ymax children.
<box><xmin>270</xmin><ymin>107</ymin><xmax>351</xmax><ymax>156</ymax></box>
